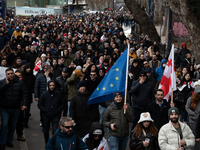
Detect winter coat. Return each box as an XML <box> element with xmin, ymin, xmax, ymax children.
<box><xmin>0</xmin><ymin>34</ymin><xmax>9</xmax><ymax>50</ymax></box>
<box><xmin>155</xmin><ymin>59</ymin><xmax>167</xmax><ymax>81</ymax></box>
<box><xmin>158</xmin><ymin>121</ymin><xmax>195</xmax><ymax>150</ymax></box>
<box><xmin>38</xmin><ymin>89</ymin><xmax>64</xmax><ymax>120</ymax></box>
<box><xmin>69</xmin><ymin>91</ymin><xmax>99</xmax><ymax>137</ymax></box>
<box><xmin>34</xmin><ymin>74</ymin><xmax>56</xmax><ymax>99</ymax></box>
<box><xmin>83</xmin><ymin>122</ymin><xmax>109</xmax><ymax>150</ymax></box>
<box><xmin>149</xmin><ymin>60</ymin><xmax>160</xmax><ymax>70</ymax></box>
<box><xmin>53</xmin><ymin>65</ymin><xmax>62</xmax><ymax>78</ymax></box>
<box><xmin>22</xmin><ymin>64</ymin><xmax>36</xmax><ymax>103</ymax></box>
<box><xmin>131</xmin><ymin>79</ymin><xmax>154</xmax><ymax>110</ymax></box>
<box><xmin>12</xmin><ymin>30</ymin><xmax>22</xmax><ymax>39</ymax></box>
<box><xmin>147</xmin><ymin>100</ymin><xmax>170</xmax><ymax>130</ymax></box>
<box><xmin>56</xmin><ymin>75</ymin><xmax>68</xmax><ymax>100</ymax></box>
<box><xmin>130</xmin><ymin>129</ymin><xmax>160</xmax><ymax>150</ymax></box>
<box><xmin>67</xmin><ymin>74</ymin><xmax>78</xmax><ymax>101</ymax></box>
<box><xmin>185</xmin><ymin>87</ymin><xmax>200</xmax><ymax>125</ymax></box>
<box><xmin>26</xmin><ymin>51</ymin><xmax>38</xmax><ymax>68</ymax></box>
<box><xmin>103</xmin><ymin>102</ymin><xmax>134</xmax><ymax>137</ymax></box>
<box><xmin>46</xmin><ymin>128</ymin><xmax>88</xmax><ymax>150</ymax></box>
<box><xmin>20</xmin><ymin>39</ymin><xmax>31</xmax><ymax>49</ymax></box>
<box><xmin>0</xmin><ymin>75</ymin><xmax>28</xmax><ymax>109</ymax></box>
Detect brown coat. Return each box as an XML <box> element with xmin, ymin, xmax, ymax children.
<box><xmin>149</xmin><ymin>60</ymin><xmax>161</xmax><ymax>69</ymax></box>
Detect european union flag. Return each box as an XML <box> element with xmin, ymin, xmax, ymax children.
<box><xmin>87</xmin><ymin>48</ymin><xmax>128</xmax><ymax>105</ymax></box>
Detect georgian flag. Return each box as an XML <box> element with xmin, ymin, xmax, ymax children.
<box><xmin>77</xmin><ymin>32</ymin><xmax>82</xmax><ymax>38</ymax></box>
<box><xmin>33</xmin><ymin>60</ymin><xmax>41</xmax><ymax>76</ymax></box>
<box><xmin>178</xmin><ymin>81</ymin><xmax>194</xmax><ymax>91</ymax></box>
<box><xmin>159</xmin><ymin>44</ymin><xmax>176</xmax><ymax>100</ymax></box>
<box><xmin>120</xmin><ymin>6</ymin><xmax>124</xmax><ymax>11</ymax></box>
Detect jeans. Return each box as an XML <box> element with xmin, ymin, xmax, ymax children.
<box><xmin>182</xmin><ymin>110</ymin><xmax>187</xmax><ymax>122</ymax></box>
<box><xmin>0</xmin><ymin>108</ymin><xmax>20</xmax><ymax>144</ymax></box>
<box><xmin>24</xmin><ymin>104</ymin><xmax>31</xmax><ymax>125</ymax></box>
<box><xmin>99</xmin><ymin>105</ymin><xmax>107</xmax><ymax>124</ymax></box>
<box><xmin>131</xmin><ymin>108</ymin><xmax>143</xmax><ymax>130</ymax></box>
<box><xmin>109</xmin><ymin>136</ymin><xmax>128</xmax><ymax>150</ymax></box>
<box><xmin>67</xmin><ymin>101</ymin><xmax>71</xmax><ymax>117</ymax></box>
<box><xmin>42</xmin><ymin>114</ymin><xmax>60</xmax><ymax>144</ymax></box>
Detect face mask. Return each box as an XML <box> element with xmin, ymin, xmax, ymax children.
<box><xmin>163</xmin><ymin>64</ymin><xmax>166</xmax><ymax>68</ymax></box>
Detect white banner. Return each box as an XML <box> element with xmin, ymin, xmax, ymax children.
<box><xmin>0</xmin><ymin>67</ymin><xmax>17</xmax><ymax>80</ymax></box>
<box><xmin>16</xmin><ymin>7</ymin><xmax>54</xmax><ymax>16</ymax></box>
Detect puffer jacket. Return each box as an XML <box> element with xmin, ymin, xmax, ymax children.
<box><xmin>158</xmin><ymin>121</ymin><xmax>195</xmax><ymax>150</ymax></box>
<box><xmin>130</xmin><ymin>79</ymin><xmax>154</xmax><ymax>110</ymax></box>
<box><xmin>155</xmin><ymin>59</ymin><xmax>167</xmax><ymax>81</ymax></box>
<box><xmin>38</xmin><ymin>88</ymin><xmax>65</xmax><ymax>120</ymax></box>
<box><xmin>67</xmin><ymin>74</ymin><xmax>78</xmax><ymax>101</ymax></box>
<box><xmin>103</xmin><ymin>102</ymin><xmax>134</xmax><ymax>137</ymax></box>
<box><xmin>46</xmin><ymin>128</ymin><xmax>88</xmax><ymax>150</ymax></box>
<box><xmin>0</xmin><ymin>75</ymin><xmax>28</xmax><ymax>108</ymax></box>
<box><xmin>186</xmin><ymin>86</ymin><xmax>200</xmax><ymax>125</ymax></box>
<box><xmin>69</xmin><ymin>91</ymin><xmax>99</xmax><ymax>137</ymax></box>
<box><xmin>56</xmin><ymin>75</ymin><xmax>68</xmax><ymax>99</ymax></box>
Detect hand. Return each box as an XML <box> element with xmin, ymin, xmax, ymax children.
<box><xmin>110</xmin><ymin>123</ymin><xmax>116</xmax><ymax>131</ymax></box>
<box><xmin>178</xmin><ymin>147</ymin><xmax>183</xmax><ymax>150</ymax></box>
<box><xmin>21</xmin><ymin>106</ymin><xmax>27</xmax><ymax>111</ymax></box>
<box><xmin>35</xmin><ymin>98</ymin><xmax>39</xmax><ymax>102</ymax></box>
<box><xmin>139</xmin><ymin>78</ymin><xmax>144</xmax><ymax>84</ymax></box>
<box><xmin>196</xmin><ymin>138</ymin><xmax>200</xmax><ymax>141</ymax></box>
<box><xmin>170</xmin><ymin>101</ymin><xmax>175</xmax><ymax>108</ymax></box>
<box><xmin>5</xmin><ymin>77</ymin><xmax>9</xmax><ymax>84</ymax></box>
<box><xmin>124</xmin><ymin>103</ymin><xmax>128</xmax><ymax>110</ymax></box>
<box><xmin>180</xmin><ymin>139</ymin><xmax>186</xmax><ymax>146</ymax></box>
<box><xmin>143</xmin><ymin>141</ymin><xmax>149</xmax><ymax>147</ymax></box>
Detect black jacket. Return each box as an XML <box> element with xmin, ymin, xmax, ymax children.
<box><xmin>0</xmin><ymin>76</ymin><xmax>28</xmax><ymax>108</ymax></box>
<box><xmin>69</xmin><ymin>91</ymin><xmax>99</xmax><ymax>137</ymax></box>
<box><xmin>26</xmin><ymin>51</ymin><xmax>38</xmax><ymax>68</ymax></box>
<box><xmin>38</xmin><ymin>89</ymin><xmax>65</xmax><ymax>119</ymax></box>
<box><xmin>147</xmin><ymin>100</ymin><xmax>170</xmax><ymax>130</ymax></box>
<box><xmin>56</xmin><ymin>75</ymin><xmax>68</xmax><ymax>99</ymax></box>
<box><xmin>131</xmin><ymin>79</ymin><xmax>154</xmax><ymax>110</ymax></box>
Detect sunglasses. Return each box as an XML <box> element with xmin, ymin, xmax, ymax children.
<box><xmin>90</xmin><ymin>74</ymin><xmax>96</xmax><ymax>76</ymax></box>
<box><xmin>62</xmin><ymin>125</ymin><xmax>73</xmax><ymax>129</ymax></box>
<box><xmin>143</xmin><ymin>63</ymin><xmax>147</xmax><ymax>65</ymax></box>
<box><xmin>93</xmin><ymin>134</ymin><xmax>101</xmax><ymax>137</ymax></box>
<box><xmin>140</xmin><ymin>75</ymin><xmax>145</xmax><ymax>77</ymax></box>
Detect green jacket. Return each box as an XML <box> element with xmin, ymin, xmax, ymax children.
<box><xmin>103</xmin><ymin>102</ymin><xmax>134</xmax><ymax>137</ymax></box>
<box><xmin>67</xmin><ymin>74</ymin><xmax>78</xmax><ymax>101</ymax></box>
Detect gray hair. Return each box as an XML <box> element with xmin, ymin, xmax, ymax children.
<box><xmin>59</xmin><ymin>117</ymin><xmax>72</xmax><ymax>126</ymax></box>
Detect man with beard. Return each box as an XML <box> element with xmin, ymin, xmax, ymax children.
<box><xmin>46</xmin><ymin>117</ymin><xmax>88</xmax><ymax>150</ymax></box>
<box><xmin>147</xmin><ymin>89</ymin><xmax>174</xmax><ymax>130</ymax></box>
<box><xmin>158</xmin><ymin>107</ymin><xmax>195</xmax><ymax>150</ymax></box>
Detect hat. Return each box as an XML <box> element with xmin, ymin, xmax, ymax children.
<box><xmin>41</xmin><ymin>53</ymin><xmax>46</xmax><ymax>58</ymax></box>
<box><xmin>138</xmin><ymin>112</ymin><xmax>154</xmax><ymax>123</ymax></box>
<box><xmin>174</xmin><ymin>48</ymin><xmax>178</xmax><ymax>52</ymax></box>
<box><xmin>139</xmin><ymin>70</ymin><xmax>146</xmax><ymax>76</ymax></box>
<box><xmin>78</xmin><ymin>81</ymin><xmax>86</xmax><ymax>89</ymax></box>
<box><xmin>144</xmin><ymin>47</ymin><xmax>148</xmax><ymax>50</ymax></box>
<box><xmin>133</xmin><ymin>59</ymin><xmax>139</xmax><ymax>63</ymax></box>
<box><xmin>62</xmin><ymin>67</ymin><xmax>68</xmax><ymax>73</ymax></box>
<box><xmin>74</xmin><ymin>69</ymin><xmax>82</xmax><ymax>77</ymax></box>
<box><xmin>145</xmin><ymin>68</ymin><xmax>151</xmax><ymax>73</ymax></box>
<box><xmin>113</xmin><ymin>91</ymin><xmax>122</xmax><ymax>98</ymax></box>
<box><xmin>21</xmin><ymin>60</ymin><xmax>27</xmax><ymax>66</ymax></box>
<box><xmin>104</xmin><ymin>58</ymin><xmax>109</xmax><ymax>63</ymax></box>
<box><xmin>168</xmin><ymin>107</ymin><xmax>179</xmax><ymax>118</ymax></box>
<box><xmin>16</xmin><ymin>26</ymin><xmax>20</xmax><ymax>30</ymax></box>
<box><xmin>194</xmin><ymin>81</ymin><xmax>200</xmax><ymax>87</ymax></box>
<box><xmin>76</xmin><ymin>65</ymin><xmax>82</xmax><ymax>71</ymax></box>
<box><xmin>93</xmin><ymin>129</ymin><xmax>102</xmax><ymax>135</ymax></box>
<box><xmin>129</xmin><ymin>48</ymin><xmax>134</xmax><ymax>51</ymax></box>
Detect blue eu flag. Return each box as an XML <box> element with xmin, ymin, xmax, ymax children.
<box><xmin>87</xmin><ymin>48</ymin><xmax>128</xmax><ymax>105</ymax></box>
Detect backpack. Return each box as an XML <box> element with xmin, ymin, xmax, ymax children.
<box><xmin>52</xmin><ymin>133</ymin><xmax>79</xmax><ymax>150</ymax></box>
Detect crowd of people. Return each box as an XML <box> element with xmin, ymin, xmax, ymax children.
<box><xmin>0</xmin><ymin>10</ymin><xmax>199</xmax><ymax>150</ymax></box>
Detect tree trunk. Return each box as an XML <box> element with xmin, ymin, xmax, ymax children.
<box><xmin>124</xmin><ymin>0</ymin><xmax>161</xmax><ymax>42</ymax></box>
<box><xmin>166</xmin><ymin>0</ymin><xmax>200</xmax><ymax>63</ymax></box>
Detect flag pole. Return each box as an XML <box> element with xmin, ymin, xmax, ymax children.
<box><xmin>171</xmin><ymin>44</ymin><xmax>174</xmax><ymax>103</ymax></box>
<box><xmin>124</xmin><ymin>42</ymin><xmax>130</xmax><ymax>114</ymax></box>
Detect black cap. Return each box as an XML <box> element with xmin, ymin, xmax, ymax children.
<box><xmin>62</xmin><ymin>67</ymin><xmax>68</xmax><ymax>73</ymax></box>
<box><xmin>104</xmin><ymin>58</ymin><xmax>109</xmax><ymax>63</ymax></box>
<box><xmin>139</xmin><ymin>70</ymin><xmax>146</xmax><ymax>76</ymax></box>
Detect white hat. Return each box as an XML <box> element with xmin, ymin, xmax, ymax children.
<box><xmin>41</xmin><ymin>53</ymin><xmax>46</xmax><ymax>58</ymax></box>
<box><xmin>194</xmin><ymin>81</ymin><xmax>200</xmax><ymax>87</ymax></box>
<box><xmin>93</xmin><ymin>129</ymin><xmax>102</xmax><ymax>135</ymax></box>
<box><xmin>76</xmin><ymin>65</ymin><xmax>82</xmax><ymax>71</ymax></box>
<box><xmin>138</xmin><ymin>112</ymin><xmax>154</xmax><ymax>123</ymax></box>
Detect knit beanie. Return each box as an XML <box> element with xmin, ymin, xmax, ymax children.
<box><xmin>78</xmin><ymin>81</ymin><xmax>86</xmax><ymax>89</ymax></box>
<box><xmin>74</xmin><ymin>69</ymin><xmax>82</xmax><ymax>77</ymax></box>
<box><xmin>113</xmin><ymin>91</ymin><xmax>122</xmax><ymax>99</ymax></box>
<box><xmin>168</xmin><ymin>107</ymin><xmax>179</xmax><ymax>118</ymax></box>
<box><xmin>76</xmin><ymin>65</ymin><xmax>82</xmax><ymax>71</ymax></box>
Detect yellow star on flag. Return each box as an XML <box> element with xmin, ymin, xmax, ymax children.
<box><xmin>116</xmin><ymin>68</ymin><xmax>119</xmax><ymax>71</ymax></box>
<box><xmin>110</xmin><ymin>83</ymin><xmax>114</xmax><ymax>87</ymax></box>
<box><xmin>115</xmin><ymin>77</ymin><xmax>119</xmax><ymax>80</ymax></box>
<box><xmin>97</xmin><ymin>87</ymin><xmax>99</xmax><ymax>91</ymax></box>
<box><xmin>103</xmin><ymin>87</ymin><xmax>106</xmax><ymax>90</ymax></box>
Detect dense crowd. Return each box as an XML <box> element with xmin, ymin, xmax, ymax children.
<box><xmin>0</xmin><ymin>11</ymin><xmax>199</xmax><ymax>150</ymax></box>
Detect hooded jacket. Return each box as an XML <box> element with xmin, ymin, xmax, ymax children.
<box><xmin>46</xmin><ymin>128</ymin><xmax>88</xmax><ymax>150</ymax></box>
<box><xmin>155</xmin><ymin>59</ymin><xmax>167</xmax><ymax>81</ymax></box>
<box><xmin>83</xmin><ymin>122</ymin><xmax>109</xmax><ymax>150</ymax></box>
<box><xmin>38</xmin><ymin>80</ymin><xmax>65</xmax><ymax>119</ymax></box>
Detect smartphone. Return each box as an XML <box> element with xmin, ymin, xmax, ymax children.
<box><xmin>145</xmin><ymin>138</ymin><xmax>150</xmax><ymax>143</ymax></box>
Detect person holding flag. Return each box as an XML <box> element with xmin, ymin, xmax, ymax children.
<box><xmin>103</xmin><ymin>91</ymin><xmax>134</xmax><ymax>150</ymax></box>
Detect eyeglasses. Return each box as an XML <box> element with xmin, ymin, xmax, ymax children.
<box><xmin>93</xmin><ymin>134</ymin><xmax>101</xmax><ymax>137</ymax></box>
<box><xmin>140</xmin><ymin>75</ymin><xmax>145</xmax><ymax>77</ymax></box>
<box><xmin>62</xmin><ymin>125</ymin><xmax>73</xmax><ymax>129</ymax></box>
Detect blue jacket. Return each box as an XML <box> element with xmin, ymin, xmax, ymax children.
<box><xmin>46</xmin><ymin>128</ymin><xmax>88</xmax><ymax>150</ymax></box>
<box><xmin>155</xmin><ymin>59</ymin><xmax>167</xmax><ymax>81</ymax></box>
